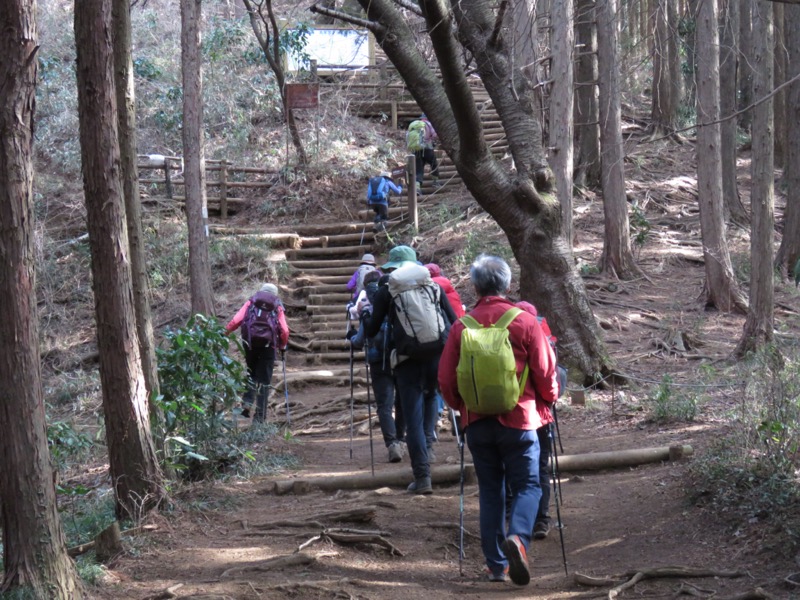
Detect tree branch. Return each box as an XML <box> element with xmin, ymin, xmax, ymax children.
<box><xmin>392</xmin><ymin>0</ymin><xmax>423</xmax><ymax>16</ymax></box>
<box><xmin>309</xmin><ymin>4</ymin><xmax>386</xmax><ymax>33</ymax></box>
<box><xmin>489</xmin><ymin>0</ymin><xmax>509</xmax><ymax>48</ymax></box>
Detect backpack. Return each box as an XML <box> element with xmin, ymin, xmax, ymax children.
<box><xmin>406</xmin><ymin>120</ymin><xmax>427</xmax><ymax>152</ymax></box>
<box><xmin>456</xmin><ymin>307</ymin><xmax>530</xmax><ymax>415</ymax></box>
<box><xmin>535</xmin><ymin>315</ymin><xmax>567</xmax><ymax>398</ymax></box>
<box><xmin>355</xmin><ymin>264</ymin><xmax>377</xmax><ymax>294</ymax></box>
<box><xmin>387</xmin><ymin>263</ymin><xmax>447</xmax><ymax>359</ymax></box>
<box><xmin>241</xmin><ymin>291</ymin><xmax>282</xmax><ymax>350</ymax></box>
<box><xmin>367</xmin><ymin>176</ymin><xmax>388</xmax><ymax>203</ymax></box>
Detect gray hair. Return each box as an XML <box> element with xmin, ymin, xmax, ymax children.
<box><xmin>470</xmin><ymin>254</ymin><xmax>512</xmax><ymax>297</ymax></box>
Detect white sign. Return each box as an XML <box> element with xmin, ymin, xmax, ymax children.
<box><xmin>287</xmin><ymin>28</ymin><xmax>371</xmax><ymax>72</ymax></box>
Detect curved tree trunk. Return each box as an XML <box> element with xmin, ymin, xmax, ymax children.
<box><xmin>309</xmin><ymin>0</ymin><xmax>613</xmax><ymax>378</ymax></box>
<box><xmin>719</xmin><ymin>0</ymin><xmax>749</xmax><ymax>225</ymax></box>
<box><xmin>774</xmin><ymin>5</ymin><xmax>800</xmax><ymax>277</ymax></box>
<box><xmin>574</xmin><ymin>0</ymin><xmax>601</xmax><ymax>189</ymax></box>
<box><xmin>696</xmin><ymin>0</ymin><xmax>747</xmax><ymax>313</ymax></box>
<box><xmin>736</xmin><ymin>0</ymin><xmax>774</xmax><ymax>356</ymax></box>
<box><xmin>0</xmin><ymin>2</ymin><xmax>83</xmax><ymax>596</ymax></box>
<box><xmin>596</xmin><ymin>0</ymin><xmax>637</xmax><ymax>278</ymax></box>
<box><xmin>75</xmin><ymin>0</ymin><xmax>165</xmax><ymax>519</ymax></box>
<box><xmin>112</xmin><ymin>0</ymin><xmax>161</xmax><ymax>411</ymax></box>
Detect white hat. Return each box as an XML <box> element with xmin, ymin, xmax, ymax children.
<box><xmin>360</xmin><ymin>253</ymin><xmax>376</xmax><ymax>265</ymax></box>
<box><xmin>260</xmin><ymin>283</ymin><xmax>278</xmax><ymax>295</ymax></box>
<box><xmin>379</xmin><ymin>171</ymin><xmax>391</xmax><ymax>178</ymax></box>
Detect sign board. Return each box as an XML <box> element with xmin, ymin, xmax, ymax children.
<box><xmin>286</xmin><ymin>27</ymin><xmax>372</xmax><ymax>72</ymax></box>
<box><xmin>286</xmin><ymin>83</ymin><xmax>319</xmax><ymax>109</ymax></box>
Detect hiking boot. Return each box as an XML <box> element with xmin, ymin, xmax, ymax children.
<box><xmin>533</xmin><ymin>521</ymin><xmax>550</xmax><ymax>540</ymax></box>
<box><xmin>501</xmin><ymin>535</ymin><xmax>530</xmax><ymax>586</ymax></box>
<box><xmin>388</xmin><ymin>442</ymin><xmax>403</xmax><ymax>463</ymax></box>
<box><xmin>427</xmin><ymin>446</ymin><xmax>437</xmax><ymax>463</ymax></box>
<box><xmin>407</xmin><ymin>477</ymin><xmax>433</xmax><ymax>495</ymax></box>
<box><xmin>485</xmin><ymin>567</ymin><xmax>508</xmax><ymax>582</ymax></box>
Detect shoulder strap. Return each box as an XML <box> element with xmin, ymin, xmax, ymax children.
<box><xmin>493</xmin><ymin>307</ymin><xmax>523</xmax><ymax>330</ymax></box>
<box><xmin>460</xmin><ymin>315</ymin><xmax>481</xmax><ymax>329</ymax></box>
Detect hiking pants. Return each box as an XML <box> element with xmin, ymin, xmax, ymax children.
<box><xmin>244</xmin><ymin>346</ymin><xmax>276</xmax><ymax>422</ymax></box>
<box><xmin>369</xmin><ymin>360</ymin><xmax>401</xmax><ymax>447</ymax></box>
<box><xmin>466</xmin><ymin>418</ymin><xmax>541</xmax><ymax>574</ymax></box>
<box><xmin>370</xmin><ymin>203</ymin><xmax>388</xmax><ymax>223</ymax></box>
<box><xmin>536</xmin><ymin>424</ymin><xmax>552</xmax><ymax>525</ymax></box>
<box><xmin>393</xmin><ymin>357</ymin><xmax>440</xmax><ymax>481</ymax></box>
<box><xmin>414</xmin><ymin>148</ymin><xmax>439</xmax><ymax>185</ymax></box>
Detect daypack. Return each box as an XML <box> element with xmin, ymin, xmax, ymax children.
<box><xmin>456</xmin><ymin>307</ymin><xmax>530</xmax><ymax>415</ymax></box>
<box><xmin>388</xmin><ymin>263</ymin><xmax>447</xmax><ymax>359</ymax></box>
<box><xmin>355</xmin><ymin>264</ymin><xmax>377</xmax><ymax>295</ymax></box>
<box><xmin>406</xmin><ymin>120</ymin><xmax>427</xmax><ymax>152</ymax></box>
<box><xmin>535</xmin><ymin>314</ymin><xmax>567</xmax><ymax>398</ymax></box>
<box><xmin>241</xmin><ymin>291</ymin><xmax>282</xmax><ymax>350</ymax></box>
<box><xmin>367</xmin><ymin>176</ymin><xmax>388</xmax><ymax>203</ymax></box>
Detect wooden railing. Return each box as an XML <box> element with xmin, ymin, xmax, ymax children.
<box><xmin>137</xmin><ymin>155</ymin><xmax>278</xmax><ymax>220</ymax></box>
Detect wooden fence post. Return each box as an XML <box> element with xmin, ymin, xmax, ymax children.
<box><xmin>391</xmin><ymin>100</ymin><xmax>398</xmax><ymax>130</ymax></box>
<box><xmin>379</xmin><ymin>63</ymin><xmax>387</xmax><ymax>100</ymax></box>
<box><xmin>164</xmin><ymin>158</ymin><xmax>173</xmax><ymax>199</ymax></box>
<box><xmin>219</xmin><ymin>159</ymin><xmax>228</xmax><ymax>220</ymax></box>
<box><xmin>407</xmin><ymin>154</ymin><xmax>418</xmax><ymax>231</ymax></box>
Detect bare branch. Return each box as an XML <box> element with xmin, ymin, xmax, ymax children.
<box><xmin>489</xmin><ymin>0</ymin><xmax>508</xmax><ymax>48</ymax></box>
<box><xmin>309</xmin><ymin>3</ymin><xmax>387</xmax><ymax>33</ymax></box>
<box><xmin>391</xmin><ymin>0</ymin><xmax>423</xmax><ymax>16</ymax></box>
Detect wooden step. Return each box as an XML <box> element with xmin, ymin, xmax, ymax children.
<box><xmin>298</xmin><ymin>283</ymin><xmax>349</xmax><ymax>294</ymax></box>
<box><xmin>286</xmin><ymin>244</ymin><xmax>372</xmax><ymax>260</ymax></box>
<box><xmin>301</xmin><ymin>232</ymin><xmax>374</xmax><ymax>248</ymax></box>
<box><xmin>290</xmin><ymin>259</ymin><xmax>367</xmax><ymax>269</ymax></box>
<box><xmin>311</xmin><ymin>339</ymin><xmax>353</xmax><ymax>351</ymax></box>
<box><xmin>292</xmin><ymin>266</ymin><xmax>364</xmax><ymax>277</ymax></box>
<box><xmin>294</xmin><ymin>274</ymin><xmax>352</xmax><ymax>285</ymax></box>
<box><xmin>308</xmin><ymin>292</ymin><xmax>353</xmax><ymax>305</ymax></box>
<box><xmin>307</xmin><ymin>304</ymin><xmax>349</xmax><ymax>315</ymax></box>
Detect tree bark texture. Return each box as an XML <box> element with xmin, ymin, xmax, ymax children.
<box><xmin>112</xmin><ymin>0</ymin><xmax>160</xmax><ymax>407</ymax></box>
<box><xmin>684</xmin><ymin>0</ymin><xmax>699</xmax><ymax>107</ymax></box>
<box><xmin>0</xmin><ymin>2</ymin><xmax>83</xmax><ymax>596</ymax></box>
<box><xmin>574</xmin><ymin>0</ymin><xmax>601</xmax><ymax>189</ymax></box>
<box><xmin>666</xmin><ymin>0</ymin><xmax>682</xmax><ymax>123</ymax></box>
<box><xmin>181</xmin><ymin>0</ymin><xmax>216</xmax><ymax>316</ymax></box>
<box><xmin>736</xmin><ymin>0</ymin><xmax>774</xmax><ymax>356</ymax></box>
<box><xmin>719</xmin><ymin>0</ymin><xmax>749</xmax><ymax>224</ymax></box>
<box><xmin>74</xmin><ymin>0</ymin><xmax>164</xmax><ymax>519</ymax></box>
<box><xmin>774</xmin><ymin>5</ymin><xmax>800</xmax><ymax>275</ymax></box>
<box><xmin>738</xmin><ymin>0</ymin><xmax>753</xmax><ymax>131</ymax></box>
<box><xmin>695</xmin><ymin>0</ymin><xmax>747</xmax><ymax>313</ymax></box>
<box><xmin>651</xmin><ymin>0</ymin><xmax>676</xmax><ymax>132</ymax></box>
<box><xmin>549</xmin><ymin>0</ymin><xmax>575</xmax><ymax>242</ymax></box>
<box><xmin>314</xmin><ymin>0</ymin><xmax>613</xmax><ymax>379</ymax></box>
<box><xmin>596</xmin><ymin>0</ymin><xmax>637</xmax><ymax>278</ymax></box>
<box><xmin>772</xmin><ymin>4</ymin><xmax>786</xmax><ymax>169</ymax></box>
<box><xmin>242</xmin><ymin>0</ymin><xmax>309</xmax><ymax>166</ymax></box>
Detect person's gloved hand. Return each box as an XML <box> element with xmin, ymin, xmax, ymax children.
<box><xmin>361</xmin><ymin>309</ymin><xmax>372</xmax><ymax>322</ymax></box>
<box><xmin>346</xmin><ymin>328</ymin><xmax>357</xmax><ymax>341</ymax></box>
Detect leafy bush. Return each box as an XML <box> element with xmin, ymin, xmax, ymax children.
<box><xmin>689</xmin><ymin>346</ymin><xmax>800</xmax><ymax>555</ymax></box>
<box><xmin>156</xmin><ymin>314</ymin><xmax>248</xmax><ymax>479</ymax></box>
<box><xmin>48</xmin><ymin>420</ymin><xmax>94</xmax><ymax>469</ymax></box>
<box><xmin>645</xmin><ymin>375</ymin><xmax>699</xmax><ymax>423</ymax></box>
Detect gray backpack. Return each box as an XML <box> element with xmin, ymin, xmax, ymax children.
<box><xmin>387</xmin><ymin>263</ymin><xmax>447</xmax><ymax>359</ymax></box>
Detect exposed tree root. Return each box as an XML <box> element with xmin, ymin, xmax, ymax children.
<box><xmin>296</xmin><ymin>529</ymin><xmax>404</xmax><ymax>556</ymax></box>
<box><xmin>141</xmin><ymin>583</ymin><xmax>184</xmax><ymax>600</ymax></box>
<box><xmin>249</xmin><ymin>507</ymin><xmax>377</xmax><ymax>529</ymax></box>
<box><xmin>218</xmin><ymin>552</ymin><xmax>316</xmax><ymax>579</ymax></box>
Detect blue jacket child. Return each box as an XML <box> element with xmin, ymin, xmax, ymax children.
<box><xmin>366</xmin><ymin>172</ymin><xmax>403</xmax><ymax>228</ymax></box>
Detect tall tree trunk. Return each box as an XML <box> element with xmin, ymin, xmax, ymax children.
<box><xmin>696</xmin><ymin>0</ymin><xmax>747</xmax><ymax>312</ymax></box>
<box><xmin>719</xmin><ymin>0</ymin><xmax>749</xmax><ymax>225</ymax></box>
<box><xmin>683</xmin><ymin>0</ymin><xmax>699</xmax><ymax>107</ymax></box>
<box><xmin>738</xmin><ymin>0</ymin><xmax>753</xmax><ymax>131</ymax></box>
<box><xmin>549</xmin><ymin>0</ymin><xmax>575</xmax><ymax>242</ymax></box>
<box><xmin>736</xmin><ymin>0</ymin><xmax>774</xmax><ymax>356</ymax></box>
<box><xmin>112</xmin><ymin>0</ymin><xmax>161</xmax><ymax>414</ymax></box>
<box><xmin>774</xmin><ymin>5</ymin><xmax>800</xmax><ymax>277</ymax></box>
<box><xmin>74</xmin><ymin>0</ymin><xmax>165</xmax><ymax>519</ymax></box>
<box><xmin>772</xmin><ymin>4</ymin><xmax>786</xmax><ymax>170</ymax></box>
<box><xmin>311</xmin><ymin>0</ymin><xmax>614</xmax><ymax>379</ymax></box>
<box><xmin>574</xmin><ymin>0</ymin><xmax>601</xmax><ymax>189</ymax></box>
<box><xmin>667</xmin><ymin>0</ymin><xmax>683</xmax><ymax>120</ymax></box>
<box><xmin>651</xmin><ymin>0</ymin><xmax>675</xmax><ymax>132</ymax></box>
<box><xmin>181</xmin><ymin>0</ymin><xmax>216</xmax><ymax>316</ymax></box>
<box><xmin>0</xmin><ymin>2</ymin><xmax>83</xmax><ymax>596</ymax></box>
<box><xmin>596</xmin><ymin>0</ymin><xmax>638</xmax><ymax>278</ymax></box>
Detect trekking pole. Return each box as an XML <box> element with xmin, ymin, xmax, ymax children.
<box><xmin>364</xmin><ymin>341</ymin><xmax>375</xmax><ymax>476</ymax></box>
<box><xmin>549</xmin><ymin>422</ymin><xmax>568</xmax><ymax>576</ymax></box>
<box><xmin>282</xmin><ymin>350</ymin><xmax>290</xmax><ymax>429</ymax></box>
<box><xmin>349</xmin><ymin>341</ymin><xmax>355</xmax><ymax>461</ymax></box>
<box><xmin>450</xmin><ymin>408</ymin><xmax>466</xmax><ymax>576</ymax></box>
<box><xmin>552</xmin><ymin>402</ymin><xmax>564</xmax><ymax>454</ymax></box>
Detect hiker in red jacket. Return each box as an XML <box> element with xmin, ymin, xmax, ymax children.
<box><xmin>424</xmin><ymin>263</ymin><xmax>465</xmax><ymax>318</ymax></box>
<box><xmin>438</xmin><ymin>255</ymin><xmax>559</xmax><ymax>586</ymax></box>
<box><xmin>226</xmin><ymin>283</ymin><xmax>289</xmax><ymax>422</ymax></box>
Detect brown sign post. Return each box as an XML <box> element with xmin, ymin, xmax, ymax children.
<box><xmin>285</xmin><ymin>83</ymin><xmax>320</xmax><ymax>110</ymax></box>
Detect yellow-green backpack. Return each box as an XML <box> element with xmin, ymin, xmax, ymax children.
<box><xmin>456</xmin><ymin>308</ymin><xmax>529</xmax><ymax>415</ymax></box>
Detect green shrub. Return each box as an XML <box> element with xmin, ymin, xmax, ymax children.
<box><xmin>156</xmin><ymin>314</ymin><xmax>247</xmax><ymax>479</ymax></box>
<box><xmin>689</xmin><ymin>346</ymin><xmax>800</xmax><ymax>556</ymax></box>
<box><xmin>645</xmin><ymin>375</ymin><xmax>699</xmax><ymax>423</ymax></box>
<box><xmin>48</xmin><ymin>420</ymin><xmax>93</xmax><ymax>469</ymax></box>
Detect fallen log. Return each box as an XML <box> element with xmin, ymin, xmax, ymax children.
<box><xmin>264</xmin><ymin>445</ymin><xmax>693</xmax><ymax>494</ymax></box>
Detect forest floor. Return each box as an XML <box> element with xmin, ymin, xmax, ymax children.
<box><xmin>74</xmin><ymin>130</ymin><xmax>800</xmax><ymax>599</ymax></box>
